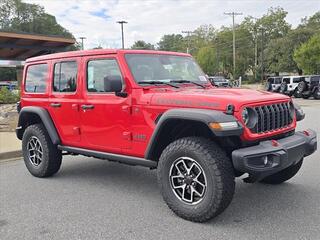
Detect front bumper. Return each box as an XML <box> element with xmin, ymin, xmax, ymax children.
<box><xmin>232</xmin><ymin>129</ymin><xmax>317</xmax><ymax>181</ymax></box>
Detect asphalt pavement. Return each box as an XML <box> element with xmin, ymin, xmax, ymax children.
<box><xmin>1</xmin><ymin>100</ymin><xmax>319</xmax><ymax>240</ymax></box>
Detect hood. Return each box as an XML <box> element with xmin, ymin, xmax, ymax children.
<box><xmin>150</xmin><ymin>87</ymin><xmax>291</xmax><ymax>111</ymax></box>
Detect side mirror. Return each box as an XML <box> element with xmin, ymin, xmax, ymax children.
<box><xmin>104</xmin><ymin>75</ymin><xmax>123</xmax><ymax>93</ymax></box>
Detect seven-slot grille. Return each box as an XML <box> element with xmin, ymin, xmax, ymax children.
<box><xmin>251</xmin><ymin>102</ymin><xmax>293</xmax><ymax>133</ymax></box>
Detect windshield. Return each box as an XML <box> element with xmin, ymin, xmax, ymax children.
<box><xmin>125</xmin><ymin>54</ymin><xmax>208</xmax><ymax>85</ymax></box>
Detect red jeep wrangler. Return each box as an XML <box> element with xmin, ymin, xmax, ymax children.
<box><xmin>17</xmin><ymin>50</ymin><xmax>317</xmax><ymax>222</ymax></box>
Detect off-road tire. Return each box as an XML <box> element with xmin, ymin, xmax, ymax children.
<box><xmin>279</xmin><ymin>82</ymin><xmax>287</xmax><ymax>94</ymax></box>
<box><xmin>22</xmin><ymin>124</ymin><xmax>62</xmax><ymax>177</ymax></box>
<box><xmin>302</xmin><ymin>94</ymin><xmax>310</xmax><ymax>99</ymax></box>
<box><xmin>157</xmin><ymin>137</ymin><xmax>235</xmax><ymax>222</ymax></box>
<box><xmin>314</xmin><ymin>89</ymin><xmax>320</xmax><ymax>100</ymax></box>
<box><xmin>259</xmin><ymin>160</ymin><xmax>303</xmax><ymax>184</ymax></box>
<box><xmin>295</xmin><ymin>82</ymin><xmax>306</xmax><ymax>98</ymax></box>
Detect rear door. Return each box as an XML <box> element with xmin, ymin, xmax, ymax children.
<box><xmin>48</xmin><ymin>59</ymin><xmax>82</xmax><ymax>146</ymax></box>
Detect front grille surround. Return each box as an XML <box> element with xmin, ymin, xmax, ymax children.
<box><xmin>249</xmin><ymin>102</ymin><xmax>293</xmax><ymax>134</ymax></box>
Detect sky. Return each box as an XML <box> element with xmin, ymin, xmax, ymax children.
<box><xmin>24</xmin><ymin>0</ymin><xmax>320</xmax><ymax>49</ymax></box>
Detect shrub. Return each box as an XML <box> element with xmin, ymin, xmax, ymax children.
<box><xmin>0</xmin><ymin>87</ymin><xmax>20</xmax><ymax>104</ymax></box>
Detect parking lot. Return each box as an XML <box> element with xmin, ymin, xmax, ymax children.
<box><xmin>0</xmin><ymin>98</ymin><xmax>319</xmax><ymax>240</ymax></box>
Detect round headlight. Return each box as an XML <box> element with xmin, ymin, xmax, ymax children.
<box><xmin>241</xmin><ymin>107</ymin><xmax>258</xmax><ymax>128</ymax></box>
<box><xmin>242</xmin><ymin>108</ymin><xmax>249</xmax><ymax>125</ymax></box>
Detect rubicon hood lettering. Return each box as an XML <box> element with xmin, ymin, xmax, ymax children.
<box><xmin>156</xmin><ymin>98</ymin><xmax>220</xmax><ymax>107</ymax></box>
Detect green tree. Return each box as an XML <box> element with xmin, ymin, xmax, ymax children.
<box><xmin>264</xmin><ymin>11</ymin><xmax>320</xmax><ymax>75</ymax></box>
<box><xmin>299</xmin><ymin>11</ymin><xmax>320</xmax><ymax>32</ymax></box>
<box><xmin>196</xmin><ymin>47</ymin><xmax>218</xmax><ymax>75</ymax></box>
<box><xmin>294</xmin><ymin>33</ymin><xmax>320</xmax><ymax>74</ymax></box>
<box><xmin>189</xmin><ymin>24</ymin><xmax>216</xmax><ymax>55</ymax></box>
<box><xmin>0</xmin><ymin>0</ymin><xmax>78</xmax><ymax>51</ymax></box>
<box><xmin>157</xmin><ymin>34</ymin><xmax>185</xmax><ymax>52</ymax></box>
<box><xmin>255</xmin><ymin>7</ymin><xmax>291</xmax><ymax>43</ymax></box>
<box><xmin>0</xmin><ymin>68</ymin><xmax>16</xmax><ymax>81</ymax></box>
<box><xmin>131</xmin><ymin>40</ymin><xmax>155</xmax><ymax>50</ymax></box>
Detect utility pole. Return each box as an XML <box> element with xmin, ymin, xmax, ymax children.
<box><xmin>224</xmin><ymin>12</ymin><xmax>243</xmax><ymax>80</ymax></box>
<box><xmin>117</xmin><ymin>20</ymin><xmax>128</xmax><ymax>49</ymax></box>
<box><xmin>254</xmin><ymin>29</ymin><xmax>258</xmax><ymax>80</ymax></box>
<box><xmin>79</xmin><ymin>37</ymin><xmax>86</xmax><ymax>50</ymax></box>
<box><xmin>252</xmin><ymin>17</ymin><xmax>258</xmax><ymax>80</ymax></box>
<box><xmin>182</xmin><ymin>30</ymin><xmax>194</xmax><ymax>54</ymax></box>
<box><xmin>260</xmin><ymin>28</ymin><xmax>265</xmax><ymax>82</ymax></box>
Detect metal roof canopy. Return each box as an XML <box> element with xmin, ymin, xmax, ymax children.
<box><xmin>0</xmin><ymin>31</ymin><xmax>75</xmax><ymax>61</ymax></box>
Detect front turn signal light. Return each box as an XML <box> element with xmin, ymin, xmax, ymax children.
<box><xmin>209</xmin><ymin>121</ymin><xmax>239</xmax><ymax>130</ymax></box>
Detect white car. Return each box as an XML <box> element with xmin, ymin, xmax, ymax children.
<box><xmin>265</xmin><ymin>77</ymin><xmax>282</xmax><ymax>92</ymax></box>
<box><xmin>279</xmin><ymin>76</ymin><xmax>306</xmax><ymax>96</ymax></box>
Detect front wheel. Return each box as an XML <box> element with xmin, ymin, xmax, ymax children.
<box><xmin>259</xmin><ymin>160</ymin><xmax>303</xmax><ymax>184</ymax></box>
<box><xmin>157</xmin><ymin>137</ymin><xmax>235</xmax><ymax>222</ymax></box>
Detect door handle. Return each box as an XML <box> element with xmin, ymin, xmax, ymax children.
<box><xmin>81</xmin><ymin>104</ymin><xmax>94</xmax><ymax>110</ymax></box>
<box><xmin>50</xmin><ymin>103</ymin><xmax>61</xmax><ymax>108</ymax></box>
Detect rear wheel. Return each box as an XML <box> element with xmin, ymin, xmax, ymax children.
<box><xmin>157</xmin><ymin>137</ymin><xmax>235</xmax><ymax>222</ymax></box>
<box><xmin>259</xmin><ymin>160</ymin><xmax>303</xmax><ymax>184</ymax></box>
<box><xmin>314</xmin><ymin>88</ymin><xmax>320</xmax><ymax>100</ymax></box>
<box><xmin>22</xmin><ymin>124</ymin><xmax>62</xmax><ymax>178</ymax></box>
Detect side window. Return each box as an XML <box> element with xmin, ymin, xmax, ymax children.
<box><xmin>293</xmin><ymin>77</ymin><xmax>301</xmax><ymax>83</ymax></box>
<box><xmin>25</xmin><ymin>64</ymin><xmax>48</xmax><ymax>93</ymax></box>
<box><xmin>53</xmin><ymin>61</ymin><xmax>77</xmax><ymax>92</ymax></box>
<box><xmin>283</xmin><ymin>78</ymin><xmax>290</xmax><ymax>84</ymax></box>
<box><xmin>87</xmin><ymin>59</ymin><xmax>122</xmax><ymax>92</ymax></box>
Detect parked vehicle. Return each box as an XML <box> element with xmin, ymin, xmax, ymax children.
<box><xmin>208</xmin><ymin>76</ymin><xmax>230</xmax><ymax>87</ymax></box>
<box><xmin>0</xmin><ymin>82</ymin><xmax>10</xmax><ymax>90</ymax></box>
<box><xmin>0</xmin><ymin>81</ymin><xmax>18</xmax><ymax>91</ymax></box>
<box><xmin>265</xmin><ymin>76</ymin><xmax>282</xmax><ymax>92</ymax></box>
<box><xmin>279</xmin><ymin>76</ymin><xmax>305</xmax><ymax>96</ymax></box>
<box><xmin>16</xmin><ymin>49</ymin><xmax>317</xmax><ymax>222</ymax></box>
<box><xmin>295</xmin><ymin>75</ymin><xmax>320</xmax><ymax>99</ymax></box>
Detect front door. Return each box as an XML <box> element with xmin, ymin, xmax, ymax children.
<box><xmin>49</xmin><ymin>59</ymin><xmax>81</xmax><ymax>146</ymax></box>
<box><xmin>80</xmin><ymin>56</ymin><xmax>131</xmax><ymax>154</ymax></box>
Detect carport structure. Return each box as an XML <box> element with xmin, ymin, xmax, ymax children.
<box><xmin>0</xmin><ymin>31</ymin><xmax>75</xmax><ymax>61</ymax></box>
<box><xmin>0</xmin><ymin>31</ymin><xmax>76</xmax><ymax>83</ymax></box>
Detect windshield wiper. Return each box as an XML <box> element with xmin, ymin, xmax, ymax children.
<box><xmin>169</xmin><ymin>79</ymin><xmax>206</xmax><ymax>89</ymax></box>
<box><xmin>138</xmin><ymin>81</ymin><xmax>179</xmax><ymax>88</ymax></box>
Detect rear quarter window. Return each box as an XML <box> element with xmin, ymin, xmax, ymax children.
<box><xmin>25</xmin><ymin>64</ymin><xmax>48</xmax><ymax>93</ymax></box>
<box><xmin>274</xmin><ymin>78</ymin><xmax>282</xmax><ymax>84</ymax></box>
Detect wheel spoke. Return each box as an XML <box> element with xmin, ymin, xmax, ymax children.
<box><xmin>194</xmin><ymin>179</ymin><xmax>205</xmax><ymax>189</ymax></box>
<box><xmin>174</xmin><ymin>164</ymin><xmax>183</xmax><ymax>176</ymax></box>
<box><xmin>181</xmin><ymin>185</ymin><xmax>192</xmax><ymax>203</ymax></box>
<box><xmin>188</xmin><ymin>163</ymin><xmax>196</xmax><ymax>175</ymax></box>
<box><xmin>173</xmin><ymin>183</ymin><xmax>185</xmax><ymax>190</ymax></box>
<box><xmin>191</xmin><ymin>185</ymin><xmax>205</xmax><ymax>197</ymax></box>
<box><xmin>171</xmin><ymin>172</ymin><xmax>184</xmax><ymax>180</ymax></box>
<box><xmin>176</xmin><ymin>159</ymin><xmax>188</xmax><ymax>174</ymax></box>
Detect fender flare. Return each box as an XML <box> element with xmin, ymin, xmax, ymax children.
<box><xmin>16</xmin><ymin>106</ymin><xmax>60</xmax><ymax>144</ymax></box>
<box><xmin>144</xmin><ymin>108</ymin><xmax>243</xmax><ymax>160</ymax></box>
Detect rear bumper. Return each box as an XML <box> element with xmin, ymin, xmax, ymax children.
<box><xmin>232</xmin><ymin>129</ymin><xmax>317</xmax><ymax>181</ymax></box>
